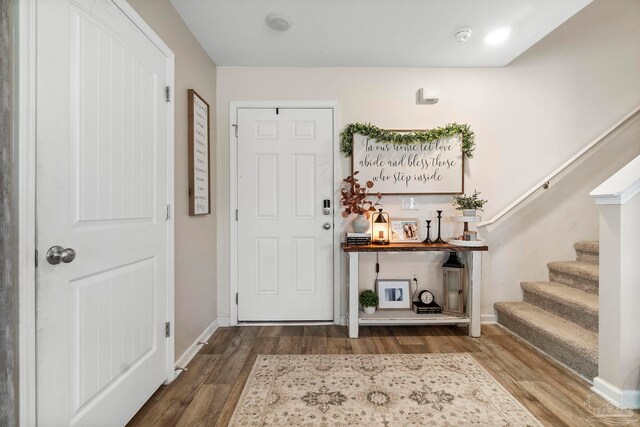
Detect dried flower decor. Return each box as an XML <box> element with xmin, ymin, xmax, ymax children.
<box><xmin>340</xmin><ymin>171</ymin><xmax>382</xmax><ymax>219</ymax></box>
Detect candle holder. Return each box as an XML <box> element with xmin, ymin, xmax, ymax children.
<box><xmin>434</xmin><ymin>210</ymin><xmax>445</xmax><ymax>243</ymax></box>
<box><xmin>422</xmin><ymin>220</ymin><xmax>433</xmax><ymax>244</ymax></box>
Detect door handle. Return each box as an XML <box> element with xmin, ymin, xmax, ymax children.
<box><xmin>46</xmin><ymin>246</ymin><xmax>77</xmax><ymax>265</ymax></box>
<box><xmin>322</xmin><ymin>222</ymin><xmax>331</xmax><ymax>230</ymax></box>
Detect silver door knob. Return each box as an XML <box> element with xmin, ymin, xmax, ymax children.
<box><xmin>322</xmin><ymin>222</ymin><xmax>331</xmax><ymax>230</ymax></box>
<box><xmin>46</xmin><ymin>246</ymin><xmax>76</xmax><ymax>265</ymax></box>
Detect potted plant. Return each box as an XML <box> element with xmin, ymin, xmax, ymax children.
<box><xmin>452</xmin><ymin>190</ymin><xmax>487</xmax><ymax>217</ymax></box>
<box><xmin>359</xmin><ymin>289</ymin><xmax>379</xmax><ymax>314</ymax></box>
<box><xmin>340</xmin><ymin>171</ymin><xmax>382</xmax><ymax>233</ymax></box>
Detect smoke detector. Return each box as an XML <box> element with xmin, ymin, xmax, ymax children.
<box><xmin>266</xmin><ymin>13</ymin><xmax>292</xmax><ymax>31</ymax></box>
<box><xmin>452</xmin><ymin>29</ymin><xmax>472</xmax><ymax>43</ymax></box>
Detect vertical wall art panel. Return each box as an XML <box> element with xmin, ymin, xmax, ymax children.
<box><xmin>188</xmin><ymin>89</ymin><xmax>211</xmax><ymax>215</ymax></box>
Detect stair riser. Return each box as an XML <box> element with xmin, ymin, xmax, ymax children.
<box><xmin>496</xmin><ymin>310</ymin><xmax>598</xmax><ymax>379</ymax></box>
<box><xmin>549</xmin><ymin>271</ymin><xmax>599</xmax><ymax>294</ymax></box>
<box><xmin>576</xmin><ymin>251</ymin><xmax>599</xmax><ymax>265</ymax></box>
<box><xmin>522</xmin><ymin>291</ymin><xmax>598</xmax><ymax>333</ymax></box>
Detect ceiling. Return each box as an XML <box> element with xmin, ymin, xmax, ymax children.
<box><xmin>170</xmin><ymin>0</ymin><xmax>592</xmax><ymax>67</ymax></box>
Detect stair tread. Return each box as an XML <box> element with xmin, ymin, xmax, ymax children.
<box><xmin>574</xmin><ymin>241</ymin><xmax>599</xmax><ymax>255</ymax></box>
<box><xmin>522</xmin><ymin>281</ymin><xmax>599</xmax><ymax>312</ymax></box>
<box><xmin>547</xmin><ymin>261</ymin><xmax>599</xmax><ymax>280</ymax></box>
<box><xmin>494</xmin><ymin>301</ymin><xmax>597</xmax><ymax>363</ymax></box>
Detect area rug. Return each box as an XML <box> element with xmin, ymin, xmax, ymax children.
<box><xmin>229</xmin><ymin>354</ymin><xmax>542</xmax><ymax>426</ymax></box>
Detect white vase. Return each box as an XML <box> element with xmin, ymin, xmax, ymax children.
<box><xmin>352</xmin><ymin>214</ymin><xmax>370</xmax><ymax>233</ymax></box>
<box><xmin>363</xmin><ymin>306</ymin><xmax>376</xmax><ymax>314</ymax></box>
<box><xmin>462</xmin><ymin>209</ymin><xmax>476</xmax><ymax>217</ymax></box>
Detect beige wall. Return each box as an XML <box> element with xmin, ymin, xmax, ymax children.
<box><xmin>216</xmin><ymin>0</ymin><xmax>640</xmax><ymax>321</ymax></box>
<box><xmin>127</xmin><ymin>0</ymin><xmax>217</xmax><ymax>359</ymax></box>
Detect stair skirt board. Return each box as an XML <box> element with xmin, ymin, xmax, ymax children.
<box><xmin>493</xmin><ymin>322</ymin><xmax>594</xmax><ymax>384</ymax></box>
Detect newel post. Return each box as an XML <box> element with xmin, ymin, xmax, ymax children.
<box><xmin>590</xmin><ymin>155</ymin><xmax>640</xmax><ymax>409</ymax></box>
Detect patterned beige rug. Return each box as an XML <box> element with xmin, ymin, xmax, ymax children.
<box><xmin>229</xmin><ymin>354</ymin><xmax>542</xmax><ymax>426</ymax></box>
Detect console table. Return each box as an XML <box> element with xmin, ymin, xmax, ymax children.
<box><xmin>343</xmin><ymin>242</ymin><xmax>488</xmax><ymax>338</ymax></box>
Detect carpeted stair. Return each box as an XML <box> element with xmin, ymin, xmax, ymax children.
<box><xmin>495</xmin><ymin>241</ymin><xmax>599</xmax><ymax>379</ymax></box>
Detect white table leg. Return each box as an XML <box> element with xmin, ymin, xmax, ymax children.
<box><xmin>348</xmin><ymin>252</ymin><xmax>359</xmax><ymax>338</ymax></box>
<box><xmin>468</xmin><ymin>251</ymin><xmax>482</xmax><ymax>337</ymax></box>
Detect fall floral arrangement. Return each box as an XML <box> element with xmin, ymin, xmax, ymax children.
<box><xmin>339</xmin><ymin>171</ymin><xmax>382</xmax><ymax>219</ymax></box>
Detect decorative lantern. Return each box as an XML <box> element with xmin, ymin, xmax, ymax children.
<box><xmin>371</xmin><ymin>209</ymin><xmax>390</xmax><ymax>245</ymax></box>
<box><xmin>442</xmin><ymin>252</ymin><xmax>465</xmax><ymax>316</ymax></box>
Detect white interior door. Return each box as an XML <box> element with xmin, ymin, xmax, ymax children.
<box><xmin>237</xmin><ymin>108</ymin><xmax>334</xmax><ymax>321</ymax></box>
<box><xmin>36</xmin><ymin>0</ymin><xmax>173</xmax><ymax>425</ymax></box>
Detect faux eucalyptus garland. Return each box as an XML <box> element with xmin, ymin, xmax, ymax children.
<box><xmin>340</xmin><ymin>122</ymin><xmax>476</xmax><ymax>158</ymax></box>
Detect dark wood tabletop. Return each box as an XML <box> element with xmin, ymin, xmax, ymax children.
<box><xmin>341</xmin><ymin>242</ymin><xmax>488</xmax><ymax>252</ymax></box>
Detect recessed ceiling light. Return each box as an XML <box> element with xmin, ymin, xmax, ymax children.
<box><xmin>452</xmin><ymin>29</ymin><xmax>472</xmax><ymax>43</ymax></box>
<box><xmin>266</xmin><ymin>13</ymin><xmax>292</xmax><ymax>31</ymax></box>
<box><xmin>484</xmin><ymin>27</ymin><xmax>511</xmax><ymax>45</ymax></box>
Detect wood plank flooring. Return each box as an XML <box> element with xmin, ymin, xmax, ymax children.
<box><xmin>128</xmin><ymin>324</ymin><xmax>640</xmax><ymax>426</ymax></box>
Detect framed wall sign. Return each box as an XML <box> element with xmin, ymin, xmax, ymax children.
<box><xmin>390</xmin><ymin>218</ymin><xmax>420</xmax><ymax>242</ymax></box>
<box><xmin>351</xmin><ymin>132</ymin><xmax>464</xmax><ymax>195</ymax></box>
<box><xmin>376</xmin><ymin>279</ymin><xmax>411</xmax><ymax>309</ymax></box>
<box><xmin>188</xmin><ymin>89</ymin><xmax>211</xmax><ymax>215</ymax></box>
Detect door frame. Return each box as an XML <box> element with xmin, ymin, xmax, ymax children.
<box><xmin>229</xmin><ymin>101</ymin><xmax>341</xmax><ymax>326</ymax></box>
<box><xmin>18</xmin><ymin>1</ymin><xmax>176</xmax><ymax>423</ymax></box>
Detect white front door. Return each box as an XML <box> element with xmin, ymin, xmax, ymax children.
<box><xmin>36</xmin><ymin>0</ymin><xmax>173</xmax><ymax>425</ymax></box>
<box><xmin>237</xmin><ymin>108</ymin><xmax>334</xmax><ymax>321</ymax></box>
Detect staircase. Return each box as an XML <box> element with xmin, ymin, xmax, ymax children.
<box><xmin>494</xmin><ymin>241</ymin><xmax>599</xmax><ymax>379</ymax></box>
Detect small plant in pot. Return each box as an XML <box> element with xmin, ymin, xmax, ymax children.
<box><xmin>452</xmin><ymin>190</ymin><xmax>487</xmax><ymax>217</ymax></box>
<box><xmin>359</xmin><ymin>289</ymin><xmax>379</xmax><ymax>314</ymax></box>
<box><xmin>340</xmin><ymin>171</ymin><xmax>382</xmax><ymax>233</ymax></box>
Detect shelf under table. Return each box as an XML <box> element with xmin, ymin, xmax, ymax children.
<box><xmin>358</xmin><ymin>310</ymin><xmax>469</xmax><ymax>325</ymax></box>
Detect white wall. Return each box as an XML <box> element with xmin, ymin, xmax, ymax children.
<box><xmin>593</xmin><ymin>156</ymin><xmax>640</xmax><ymax>407</ymax></box>
<box><xmin>216</xmin><ymin>0</ymin><xmax>640</xmax><ymax>321</ymax></box>
<box><xmin>128</xmin><ymin>0</ymin><xmax>218</xmax><ymax>359</ymax></box>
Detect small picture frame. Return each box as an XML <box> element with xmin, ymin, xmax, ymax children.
<box><xmin>376</xmin><ymin>279</ymin><xmax>411</xmax><ymax>309</ymax></box>
<box><xmin>390</xmin><ymin>218</ymin><xmax>420</xmax><ymax>242</ymax></box>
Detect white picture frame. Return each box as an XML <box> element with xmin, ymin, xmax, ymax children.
<box><xmin>376</xmin><ymin>279</ymin><xmax>411</xmax><ymax>310</ymax></box>
<box><xmin>390</xmin><ymin>218</ymin><xmax>420</xmax><ymax>242</ymax></box>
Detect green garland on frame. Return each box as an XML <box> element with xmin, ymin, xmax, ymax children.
<box><xmin>340</xmin><ymin>122</ymin><xmax>476</xmax><ymax>158</ymax></box>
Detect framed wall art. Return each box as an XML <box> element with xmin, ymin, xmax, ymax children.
<box><xmin>390</xmin><ymin>218</ymin><xmax>420</xmax><ymax>242</ymax></box>
<box><xmin>376</xmin><ymin>279</ymin><xmax>411</xmax><ymax>309</ymax></box>
<box><xmin>188</xmin><ymin>89</ymin><xmax>211</xmax><ymax>215</ymax></box>
<box><xmin>351</xmin><ymin>131</ymin><xmax>464</xmax><ymax>195</ymax></box>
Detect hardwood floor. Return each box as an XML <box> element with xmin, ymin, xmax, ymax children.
<box><xmin>128</xmin><ymin>324</ymin><xmax>640</xmax><ymax>426</ymax></box>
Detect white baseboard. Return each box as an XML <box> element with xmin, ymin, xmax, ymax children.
<box><xmin>217</xmin><ymin>316</ymin><xmax>230</xmax><ymax>327</ymax></box>
<box><xmin>481</xmin><ymin>314</ymin><xmax>497</xmax><ymax>324</ymax></box>
<box><xmin>174</xmin><ymin>318</ymin><xmax>219</xmax><ymax>375</ymax></box>
<box><xmin>592</xmin><ymin>377</ymin><xmax>640</xmax><ymax>409</ymax></box>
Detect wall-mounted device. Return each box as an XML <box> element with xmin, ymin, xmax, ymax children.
<box><xmin>417</xmin><ymin>88</ymin><xmax>440</xmax><ymax>105</ymax></box>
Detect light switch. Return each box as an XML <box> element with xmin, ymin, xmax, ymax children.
<box><xmin>401</xmin><ymin>197</ymin><xmax>419</xmax><ymax>210</ymax></box>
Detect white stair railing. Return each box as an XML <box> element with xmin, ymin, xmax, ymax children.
<box><xmin>478</xmin><ymin>105</ymin><xmax>640</xmax><ymax>228</ymax></box>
